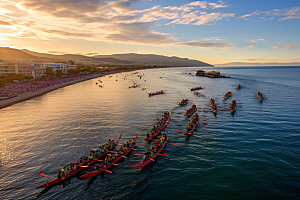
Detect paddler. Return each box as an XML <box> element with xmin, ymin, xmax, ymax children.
<box><xmin>149</xmin><ymin>150</ymin><xmax>154</xmax><ymax>158</ymax></box>
<box><xmin>153</xmin><ymin>146</ymin><xmax>157</xmax><ymax>153</ymax></box>
<box><xmin>95</xmin><ymin>163</ymin><xmax>101</xmax><ymax>170</ymax></box>
<box><xmin>57</xmin><ymin>171</ymin><xmax>62</xmax><ymax>178</ymax></box>
<box><xmin>104</xmin><ymin>157</ymin><xmax>108</xmax><ymax>166</ymax></box>
<box><xmin>160</xmin><ymin>137</ymin><xmax>164</xmax><ymax>146</ymax></box>
<box><xmin>111</xmin><ymin>139</ymin><xmax>115</xmax><ymax>147</ymax></box>
<box><xmin>145</xmin><ymin>149</ymin><xmax>150</xmax><ymax>160</ymax></box>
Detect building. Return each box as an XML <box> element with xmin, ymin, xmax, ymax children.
<box><xmin>0</xmin><ymin>64</ymin><xmax>18</xmax><ymax>75</ymax></box>
<box><xmin>42</xmin><ymin>63</ymin><xmax>68</xmax><ymax>75</ymax></box>
<box><xmin>18</xmin><ymin>64</ymin><xmax>34</xmax><ymax>76</ymax></box>
<box><xmin>0</xmin><ymin>62</ymin><xmax>76</xmax><ymax>78</ymax></box>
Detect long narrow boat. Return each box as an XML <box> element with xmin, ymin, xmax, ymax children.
<box><xmin>184</xmin><ymin>113</ymin><xmax>200</xmax><ymax>135</ymax></box>
<box><xmin>210</xmin><ymin>98</ymin><xmax>217</xmax><ymax>114</ymax></box>
<box><xmin>229</xmin><ymin>99</ymin><xmax>236</xmax><ymax>113</ymax></box>
<box><xmin>133</xmin><ymin>133</ymin><xmax>168</xmax><ymax>170</ymax></box>
<box><xmin>149</xmin><ymin>90</ymin><xmax>164</xmax><ymax>97</ymax></box>
<box><xmin>80</xmin><ymin>133</ymin><xmax>138</xmax><ymax>178</ymax></box>
<box><xmin>35</xmin><ymin>133</ymin><xmax>123</xmax><ymax>189</ymax></box>
<box><xmin>179</xmin><ymin>99</ymin><xmax>188</xmax><ymax>106</ymax></box>
<box><xmin>224</xmin><ymin>91</ymin><xmax>232</xmax><ymax>99</ymax></box>
<box><xmin>257</xmin><ymin>91</ymin><xmax>263</xmax><ymax>100</ymax></box>
<box><xmin>184</xmin><ymin>104</ymin><xmax>197</xmax><ymax>117</ymax></box>
<box><xmin>145</xmin><ymin>111</ymin><xmax>171</xmax><ymax>141</ymax></box>
<box><xmin>237</xmin><ymin>84</ymin><xmax>242</xmax><ymax>89</ymax></box>
<box><xmin>193</xmin><ymin>91</ymin><xmax>202</xmax><ymax>97</ymax></box>
<box><xmin>191</xmin><ymin>86</ymin><xmax>202</xmax><ymax>91</ymax></box>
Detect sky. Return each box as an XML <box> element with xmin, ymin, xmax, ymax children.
<box><xmin>0</xmin><ymin>0</ymin><xmax>300</xmax><ymax>65</ymax></box>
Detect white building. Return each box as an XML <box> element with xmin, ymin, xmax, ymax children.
<box><xmin>42</xmin><ymin>63</ymin><xmax>68</xmax><ymax>75</ymax></box>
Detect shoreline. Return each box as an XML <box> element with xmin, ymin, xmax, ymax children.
<box><xmin>0</xmin><ymin>68</ymin><xmax>143</xmax><ymax>110</ymax></box>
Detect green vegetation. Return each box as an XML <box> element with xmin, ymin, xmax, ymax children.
<box><xmin>0</xmin><ymin>73</ymin><xmax>23</xmax><ymax>82</ymax></box>
<box><xmin>39</xmin><ymin>75</ymin><xmax>47</xmax><ymax>81</ymax></box>
<box><xmin>68</xmin><ymin>60</ymin><xmax>74</xmax><ymax>65</ymax></box>
<box><xmin>45</xmin><ymin>67</ymin><xmax>54</xmax><ymax>76</ymax></box>
<box><xmin>55</xmin><ymin>69</ymin><xmax>63</xmax><ymax>77</ymax></box>
<box><xmin>67</xmin><ymin>68</ymin><xmax>79</xmax><ymax>75</ymax></box>
<box><xmin>24</xmin><ymin>75</ymin><xmax>34</xmax><ymax>80</ymax></box>
<box><xmin>0</xmin><ymin>79</ymin><xmax>6</xmax><ymax>87</ymax></box>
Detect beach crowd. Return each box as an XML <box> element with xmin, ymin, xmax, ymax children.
<box><xmin>0</xmin><ymin>73</ymin><xmax>101</xmax><ymax>97</ymax></box>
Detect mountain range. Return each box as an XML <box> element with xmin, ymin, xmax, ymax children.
<box><xmin>0</xmin><ymin>47</ymin><xmax>212</xmax><ymax>67</ymax></box>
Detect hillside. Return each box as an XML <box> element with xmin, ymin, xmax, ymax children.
<box><xmin>0</xmin><ymin>47</ymin><xmax>37</xmax><ymax>59</ymax></box>
<box><xmin>21</xmin><ymin>49</ymin><xmax>132</xmax><ymax>63</ymax></box>
<box><xmin>1</xmin><ymin>47</ymin><xmax>213</xmax><ymax>66</ymax></box>
<box><xmin>94</xmin><ymin>53</ymin><xmax>212</xmax><ymax>66</ymax></box>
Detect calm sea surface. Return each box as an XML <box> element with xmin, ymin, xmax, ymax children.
<box><xmin>0</xmin><ymin>66</ymin><xmax>299</xmax><ymax>200</ymax></box>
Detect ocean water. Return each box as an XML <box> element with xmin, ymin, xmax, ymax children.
<box><xmin>0</xmin><ymin>66</ymin><xmax>299</xmax><ymax>200</ymax></box>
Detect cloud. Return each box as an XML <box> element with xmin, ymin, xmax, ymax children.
<box><xmin>209</xmin><ymin>3</ymin><xmax>227</xmax><ymax>9</ymax></box>
<box><xmin>85</xmin><ymin>53</ymin><xmax>98</xmax><ymax>55</ymax></box>
<box><xmin>40</xmin><ymin>28</ymin><xmax>95</xmax><ymax>38</ymax></box>
<box><xmin>273</xmin><ymin>46</ymin><xmax>295</xmax><ymax>50</ymax></box>
<box><xmin>47</xmin><ymin>50</ymin><xmax>66</xmax><ymax>54</ymax></box>
<box><xmin>238</xmin><ymin>6</ymin><xmax>300</xmax><ymax>21</ymax></box>
<box><xmin>244</xmin><ymin>45</ymin><xmax>254</xmax><ymax>49</ymax></box>
<box><xmin>0</xmin><ymin>20</ymin><xmax>12</xmax><ymax>25</ymax></box>
<box><xmin>176</xmin><ymin>40</ymin><xmax>235</xmax><ymax>48</ymax></box>
<box><xmin>203</xmin><ymin>37</ymin><xmax>226</xmax><ymax>41</ymax></box>
<box><xmin>250</xmin><ymin>38</ymin><xmax>265</xmax><ymax>42</ymax></box>
<box><xmin>166</xmin><ymin>12</ymin><xmax>234</xmax><ymax>25</ymax></box>
<box><xmin>0</xmin><ymin>0</ymin><xmax>234</xmax><ymax>48</ymax></box>
<box><xmin>102</xmin><ymin>22</ymin><xmax>177</xmax><ymax>45</ymax></box>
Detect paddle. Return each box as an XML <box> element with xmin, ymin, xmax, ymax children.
<box><xmin>112</xmin><ymin>164</ymin><xmax>119</xmax><ymax>166</ymax></box>
<box><xmin>177</xmin><ymin>113</ymin><xmax>182</xmax><ymax>114</ymax></box>
<box><xmin>150</xmin><ymin>158</ymin><xmax>155</xmax><ymax>161</ymax></box>
<box><xmin>105</xmin><ymin>170</ymin><xmax>112</xmax><ymax>173</ymax></box>
<box><xmin>134</xmin><ymin>154</ymin><xmax>143</xmax><ymax>156</ymax></box>
<box><xmin>158</xmin><ymin>154</ymin><xmax>169</xmax><ymax>156</ymax></box>
<box><xmin>117</xmin><ymin>144</ymin><xmax>124</xmax><ymax>146</ymax></box>
<box><xmin>129</xmin><ymin>163</ymin><xmax>139</xmax><ymax>166</ymax></box>
<box><xmin>95</xmin><ymin>160</ymin><xmax>103</xmax><ymax>161</ymax></box>
<box><xmin>203</xmin><ymin>119</ymin><xmax>208</xmax><ymax>121</ymax></box>
<box><xmin>168</xmin><ymin>143</ymin><xmax>177</xmax><ymax>145</ymax></box>
<box><xmin>202</xmin><ymin>123</ymin><xmax>208</xmax><ymax>125</ymax></box>
<box><xmin>161</xmin><ymin>149</ymin><xmax>169</xmax><ymax>151</ymax></box>
<box><xmin>40</xmin><ymin>174</ymin><xmax>55</xmax><ymax>179</ymax></box>
<box><xmin>201</xmin><ymin>115</ymin><xmax>207</xmax><ymax>117</ymax></box>
<box><xmin>80</xmin><ymin>166</ymin><xmax>95</xmax><ymax>168</ymax></box>
<box><xmin>175</xmin><ymin>129</ymin><xmax>181</xmax><ymax>131</ymax></box>
<box><xmin>177</xmin><ymin>124</ymin><xmax>183</xmax><ymax>126</ymax></box>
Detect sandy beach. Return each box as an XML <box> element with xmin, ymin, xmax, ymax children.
<box><xmin>0</xmin><ymin>68</ymin><xmax>141</xmax><ymax>110</ymax></box>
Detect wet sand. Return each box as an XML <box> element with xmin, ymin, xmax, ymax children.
<box><xmin>0</xmin><ymin>69</ymin><xmax>140</xmax><ymax>110</ymax></box>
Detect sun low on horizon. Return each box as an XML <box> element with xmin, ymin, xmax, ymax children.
<box><xmin>0</xmin><ymin>0</ymin><xmax>299</xmax><ymax>65</ymax></box>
